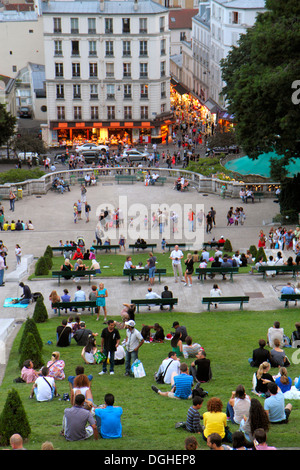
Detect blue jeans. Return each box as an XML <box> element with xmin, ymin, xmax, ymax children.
<box><xmin>0</xmin><ymin>268</ymin><xmax>4</xmax><ymax>285</ymax></box>
<box><xmin>125</xmin><ymin>350</ymin><xmax>138</xmax><ymax>375</ymax></box>
<box><xmin>102</xmin><ymin>348</ymin><xmax>115</xmax><ymax>373</ymax></box>
<box><xmin>149</xmin><ymin>266</ymin><xmax>155</xmax><ymax>280</ymax></box>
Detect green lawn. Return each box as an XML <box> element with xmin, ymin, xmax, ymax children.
<box><xmin>29</xmin><ymin>251</ymin><xmax>251</xmax><ymax>279</ymax></box>
<box><xmin>1</xmin><ymin>307</ymin><xmax>300</xmax><ymax>450</ymax></box>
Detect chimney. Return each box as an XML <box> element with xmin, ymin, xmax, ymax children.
<box><xmin>134</xmin><ymin>0</ymin><xmax>138</xmax><ymax>11</ymax></box>
<box><xmin>100</xmin><ymin>0</ymin><xmax>104</xmax><ymax>12</ymax></box>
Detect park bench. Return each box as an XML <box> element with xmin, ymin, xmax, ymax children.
<box><xmin>115</xmin><ymin>174</ymin><xmax>137</xmax><ymax>184</ymax></box>
<box><xmin>152</xmin><ymin>177</ymin><xmax>167</xmax><ymax>186</ymax></box>
<box><xmin>195</xmin><ymin>266</ymin><xmax>239</xmax><ymax>282</ymax></box>
<box><xmin>202</xmin><ymin>296</ymin><xmax>249</xmax><ymax>311</ymax></box>
<box><xmin>166</xmin><ymin>243</ymin><xmax>193</xmax><ymax>251</ymax></box>
<box><xmin>52</xmin><ymin>300</ymin><xmax>97</xmax><ymax>316</ymax></box>
<box><xmin>258</xmin><ymin>265</ymin><xmax>300</xmax><ymax>280</ymax></box>
<box><xmin>91</xmin><ymin>244</ymin><xmax>120</xmax><ymax>254</ymax></box>
<box><xmin>129</xmin><ymin>243</ymin><xmax>157</xmax><ymax>253</ymax></box>
<box><xmin>202</xmin><ymin>242</ymin><xmax>222</xmax><ymax>250</ymax></box>
<box><xmin>279</xmin><ymin>294</ymin><xmax>300</xmax><ymax>308</ymax></box>
<box><xmin>254</xmin><ymin>192</ymin><xmax>264</xmax><ymax>202</ymax></box>
<box><xmin>50</xmin><ymin>246</ymin><xmax>77</xmax><ymax>255</ymax></box>
<box><xmin>130</xmin><ymin>297</ymin><xmax>178</xmax><ymax>313</ymax></box>
<box><xmin>52</xmin><ymin>270</ymin><xmax>98</xmax><ymax>286</ymax></box>
<box><xmin>123</xmin><ymin>268</ymin><xmax>166</xmax><ymax>283</ymax></box>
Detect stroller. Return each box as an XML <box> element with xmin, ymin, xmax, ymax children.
<box><xmin>77</xmin><ymin>236</ymin><xmax>86</xmax><ymax>254</ymax></box>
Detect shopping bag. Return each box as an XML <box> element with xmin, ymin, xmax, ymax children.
<box><xmin>94</xmin><ymin>351</ymin><xmax>107</xmax><ymax>364</ymax></box>
<box><xmin>131</xmin><ymin>359</ymin><xmax>146</xmax><ymax>378</ymax></box>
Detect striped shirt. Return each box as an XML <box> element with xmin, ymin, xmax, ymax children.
<box><xmin>186</xmin><ymin>406</ymin><xmax>202</xmax><ymax>433</ymax></box>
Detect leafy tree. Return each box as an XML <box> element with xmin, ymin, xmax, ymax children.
<box><xmin>278</xmin><ymin>173</ymin><xmax>300</xmax><ymax>222</ymax></box>
<box><xmin>0</xmin><ymin>103</ymin><xmax>17</xmax><ymax>148</ymax></box>
<box><xmin>12</xmin><ymin>132</ymin><xmax>47</xmax><ymax>157</ymax></box>
<box><xmin>18</xmin><ymin>332</ymin><xmax>44</xmax><ymax>369</ymax></box>
<box><xmin>220</xmin><ymin>0</ymin><xmax>300</xmax><ymax>165</ymax></box>
<box><xmin>0</xmin><ymin>389</ymin><xmax>31</xmax><ymax>446</ymax></box>
<box><xmin>255</xmin><ymin>247</ymin><xmax>267</xmax><ymax>263</ymax></box>
<box><xmin>19</xmin><ymin>317</ymin><xmax>43</xmax><ymax>353</ymax></box>
<box><xmin>34</xmin><ymin>256</ymin><xmax>49</xmax><ymax>276</ymax></box>
<box><xmin>223</xmin><ymin>239</ymin><xmax>232</xmax><ymax>252</ymax></box>
<box><xmin>32</xmin><ymin>296</ymin><xmax>48</xmax><ymax>323</ymax></box>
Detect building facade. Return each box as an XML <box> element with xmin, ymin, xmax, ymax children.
<box><xmin>41</xmin><ymin>0</ymin><xmax>172</xmax><ymax>146</ymax></box>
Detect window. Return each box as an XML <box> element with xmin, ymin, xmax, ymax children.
<box><xmin>72</xmin><ymin>63</ymin><xmax>80</xmax><ymax>78</ymax></box>
<box><xmin>105</xmin><ymin>41</ymin><xmax>114</xmax><ymax>57</ymax></box>
<box><xmin>232</xmin><ymin>11</ymin><xmax>240</xmax><ymax>24</ymax></box>
<box><xmin>106</xmin><ymin>63</ymin><xmax>114</xmax><ymax>78</ymax></box>
<box><xmin>89</xmin><ymin>63</ymin><xmax>98</xmax><ymax>78</ymax></box>
<box><xmin>140</xmin><ymin>106</ymin><xmax>148</xmax><ymax>119</ymax></box>
<box><xmin>74</xmin><ymin>106</ymin><xmax>82</xmax><ymax>120</ymax></box>
<box><xmin>159</xmin><ymin>16</ymin><xmax>165</xmax><ymax>32</ymax></box>
<box><xmin>123</xmin><ymin>63</ymin><xmax>131</xmax><ymax>78</ymax></box>
<box><xmin>106</xmin><ymin>84</ymin><xmax>115</xmax><ymax>100</ymax></box>
<box><xmin>161</xmin><ymin>81</ymin><xmax>166</xmax><ymax>98</ymax></box>
<box><xmin>70</xmin><ymin>18</ymin><xmax>79</xmax><ymax>34</ymax></box>
<box><xmin>73</xmin><ymin>84</ymin><xmax>81</xmax><ymax>99</ymax></box>
<box><xmin>160</xmin><ymin>61</ymin><xmax>166</xmax><ymax>77</ymax></box>
<box><xmin>55</xmin><ymin>63</ymin><xmax>64</xmax><ymax>78</ymax></box>
<box><xmin>107</xmin><ymin>106</ymin><xmax>115</xmax><ymax>119</ymax></box>
<box><xmin>124</xmin><ymin>106</ymin><xmax>132</xmax><ymax>119</ymax></box>
<box><xmin>180</xmin><ymin>32</ymin><xmax>186</xmax><ymax>41</ymax></box>
<box><xmin>56</xmin><ymin>84</ymin><xmax>64</xmax><ymax>99</ymax></box>
<box><xmin>139</xmin><ymin>18</ymin><xmax>147</xmax><ymax>34</ymax></box>
<box><xmin>57</xmin><ymin>106</ymin><xmax>65</xmax><ymax>120</ymax></box>
<box><xmin>124</xmin><ymin>84</ymin><xmax>132</xmax><ymax>99</ymax></box>
<box><xmin>139</xmin><ymin>41</ymin><xmax>148</xmax><ymax>57</ymax></box>
<box><xmin>54</xmin><ymin>40</ymin><xmax>62</xmax><ymax>56</ymax></box>
<box><xmin>140</xmin><ymin>63</ymin><xmax>148</xmax><ymax>78</ymax></box>
<box><xmin>160</xmin><ymin>39</ymin><xmax>166</xmax><ymax>55</ymax></box>
<box><xmin>71</xmin><ymin>40</ymin><xmax>80</xmax><ymax>56</ymax></box>
<box><xmin>53</xmin><ymin>17</ymin><xmax>61</xmax><ymax>33</ymax></box>
<box><xmin>105</xmin><ymin>18</ymin><xmax>113</xmax><ymax>34</ymax></box>
<box><xmin>122</xmin><ymin>18</ymin><xmax>130</xmax><ymax>33</ymax></box>
<box><xmin>90</xmin><ymin>84</ymin><xmax>98</xmax><ymax>99</ymax></box>
<box><xmin>123</xmin><ymin>41</ymin><xmax>131</xmax><ymax>57</ymax></box>
<box><xmin>88</xmin><ymin>18</ymin><xmax>96</xmax><ymax>34</ymax></box>
<box><xmin>89</xmin><ymin>41</ymin><xmax>97</xmax><ymax>56</ymax></box>
<box><xmin>91</xmin><ymin>106</ymin><xmax>98</xmax><ymax>120</ymax></box>
<box><xmin>161</xmin><ymin>103</ymin><xmax>166</xmax><ymax>113</ymax></box>
<box><xmin>140</xmin><ymin>84</ymin><xmax>148</xmax><ymax>99</ymax></box>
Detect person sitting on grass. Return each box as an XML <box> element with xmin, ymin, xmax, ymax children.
<box><xmin>151</xmin><ymin>362</ymin><xmax>194</xmax><ymax>400</ymax></box>
<box><xmin>175</xmin><ymin>396</ymin><xmax>204</xmax><ymax>433</ymax></box>
<box><xmin>95</xmin><ymin>393</ymin><xmax>123</xmax><ymax>439</ymax></box>
<box><xmin>30</xmin><ymin>366</ymin><xmax>58</xmax><ymax>402</ymax></box>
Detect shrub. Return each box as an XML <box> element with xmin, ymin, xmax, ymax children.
<box><xmin>255</xmin><ymin>247</ymin><xmax>267</xmax><ymax>263</ymax></box>
<box><xmin>249</xmin><ymin>245</ymin><xmax>257</xmax><ymax>258</ymax></box>
<box><xmin>34</xmin><ymin>256</ymin><xmax>49</xmax><ymax>276</ymax></box>
<box><xmin>43</xmin><ymin>255</ymin><xmax>53</xmax><ymax>270</ymax></box>
<box><xmin>44</xmin><ymin>245</ymin><xmax>53</xmax><ymax>258</ymax></box>
<box><xmin>18</xmin><ymin>317</ymin><xmax>43</xmax><ymax>353</ymax></box>
<box><xmin>18</xmin><ymin>332</ymin><xmax>44</xmax><ymax>370</ymax></box>
<box><xmin>223</xmin><ymin>239</ymin><xmax>232</xmax><ymax>252</ymax></box>
<box><xmin>32</xmin><ymin>296</ymin><xmax>48</xmax><ymax>323</ymax></box>
<box><xmin>0</xmin><ymin>389</ymin><xmax>31</xmax><ymax>446</ymax></box>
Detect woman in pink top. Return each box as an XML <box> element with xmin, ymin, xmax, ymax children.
<box><xmin>21</xmin><ymin>359</ymin><xmax>39</xmax><ymax>383</ymax></box>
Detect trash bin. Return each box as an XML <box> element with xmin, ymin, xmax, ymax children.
<box><xmin>17</xmin><ymin>188</ymin><xmax>23</xmax><ymax>199</ymax></box>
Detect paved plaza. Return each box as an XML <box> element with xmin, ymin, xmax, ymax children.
<box><xmin>0</xmin><ymin>171</ymin><xmax>292</xmax><ymax>382</ymax></box>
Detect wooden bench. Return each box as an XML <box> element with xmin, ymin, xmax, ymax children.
<box><xmin>52</xmin><ymin>301</ymin><xmax>97</xmax><ymax>316</ymax></box>
<box><xmin>166</xmin><ymin>243</ymin><xmax>193</xmax><ymax>251</ymax></box>
<box><xmin>129</xmin><ymin>243</ymin><xmax>157</xmax><ymax>253</ymax></box>
<box><xmin>51</xmin><ymin>246</ymin><xmax>77</xmax><ymax>255</ymax></box>
<box><xmin>195</xmin><ymin>267</ymin><xmax>239</xmax><ymax>282</ymax></box>
<box><xmin>152</xmin><ymin>177</ymin><xmax>167</xmax><ymax>186</ymax></box>
<box><xmin>91</xmin><ymin>244</ymin><xmax>120</xmax><ymax>254</ymax></box>
<box><xmin>202</xmin><ymin>296</ymin><xmax>249</xmax><ymax>311</ymax></box>
<box><xmin>115</xmin><ymin>174</ymin><xmax>137</xmax><ymax>184</ymax></box>
<box><xmin>202</xmin><ymin>242</ymin><xmax>223</xmax><ymax>250</ymax></box>
<box><xmin>131</xmin><ymin>297</ymin><xmax>178</xmax><ymax>313</ymax></box>
<box><xmin>123</xmin><ymin>268</ymin><xmax>166</xmax><ymax>283</ymax></box>
<box><xmin>279</xmin><ymin>294</ymin><xmax>300</xmax><ymax>308</ymax></box>
<box><xmin>258</xmin><ymin>265</ymin><xmax>300</xmax><ymax>280</ymax></box>
<box><xmin>52</xmin><ymin>270</ymin><xmax>98</xmax><ymax>286</ymax></box>
<box><xmin>254</xmin><ymin>192</ymin><xmax>264</xmax><ymax>202</ymax></box>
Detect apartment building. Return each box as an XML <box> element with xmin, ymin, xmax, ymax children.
<box><xmin>41</xmin><ymin>0</ymin><xmax>172</xmax><ymax>146</ymax></box>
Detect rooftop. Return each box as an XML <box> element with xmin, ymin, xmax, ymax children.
<box><xmin>42</xmin><ymin>0</ymin><xmax>168</xmax><ymax>15</ymax></box>
<box><xmin>169</xmin><ymin>8</ymin><xmax>198</xmax><ymax>29</ymax></box>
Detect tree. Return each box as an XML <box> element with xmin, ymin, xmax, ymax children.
<box><xmin>32</xmin><ymin>296</ymin><xmax>48</xmax><ymax>323</ymax></box>
<box><xmin>220</xmin><ymin>0</ymin><xmax>300</xmax><ymax>166</ymax></box>
<box><xmin>18</xmin><ymin>332</ymin><xmax>44</xmax><ymax>370</ymax></box>
<box><xmin>34</xmin><ymin>256</ymin><xmax>49</xmax><ymax>276</ymax></box>
<box><xmin>0</xmin><ymin>103</ymin><xmax>17</xmax><ymax>148</ymax></box>
<box><xmin>12</xmin><ymin>132</ymin><xmax>47</xmax><ymax>157</ymax></box>
<box><xmin>19</xmin><ymin>317</ymin><xmax>43</xmax><ymax>353</ymax></box>
<box><xmin>0</xmin><ymin>389</ymin><xmax>31</xmax><ymax>446</ymax></box>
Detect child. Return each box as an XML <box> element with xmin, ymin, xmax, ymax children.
<box><xmin>161</xmin><ymin>238</ymin><xmax>166</xmax><ymax>254</ymax></box>
<box><xmin>175</xmin><ymin>396</ymin><xmax>204</xmax><ymax>433</ymax></box>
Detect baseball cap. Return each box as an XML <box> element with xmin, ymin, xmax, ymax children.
<box><xmin>125</xmin><ymin>320</ymin><xmax>135</xmax><ymax>328</ymax></box>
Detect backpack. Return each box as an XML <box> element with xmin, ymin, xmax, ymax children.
<box><xmin>192</xmin><ymin>382</ymin><xmax>208</xmax><ymax>399</ymax></box>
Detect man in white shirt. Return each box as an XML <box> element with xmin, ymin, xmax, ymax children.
<box><xmin>30</xmin><ymin>366</ymin><xmax>57</xmax><ymax>401</ymax></box>
<box><xmin>170</xmin><ymin>245</ymin><xmax>184</xmax><ymax>282</ymax></box>
<box><xmin>157</xmin><ymin>352</ymin><xmax>181</xmax><ymax>384</ymax></box>
<box><xmin>124</xmin><ymin>320</ymin><xmax>144</xmax><ymax>376</ymax></box>
<box><xmin>74</xmin><ymin>285</ymin><xmax>86</xmax><ymax>312</ymax></box>
<box><xmin>145</xmin><ymin>287</ymin><xmax>161</xmax><ymax>310</ymax></box>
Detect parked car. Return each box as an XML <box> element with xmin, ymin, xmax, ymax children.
<box><xmin>80</xmin><ymin>150</ymin><xmax>100</xmax><ymax>163</ymax></box>
<box><xmin>17</xmin><ymin>152</ymin><xmax>39</xmax><ymax>163</ymax></box>
<box><xmin>18</xmin><ymin>106</ymin><xmax>32</xmax><ymax>118</ymax></box>
<box><xmin>121</xmin><ymin>149</ymin><xmax>149</xmax><ymax>162</ymax></box>
<box><xmin>75</xmin><ymin>143</ymin><xmax>108</xmax><ymax>153</ymax></box>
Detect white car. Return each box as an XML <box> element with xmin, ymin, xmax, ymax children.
<box><xmin>121</xmin><ymin>149</ymin><xmax>149</xmax><ymax>162</ymax></box>
<box><xmin>75</xmin><ymin>143</ymin><xmax>108</xmax><ymax>153</ymax></box>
